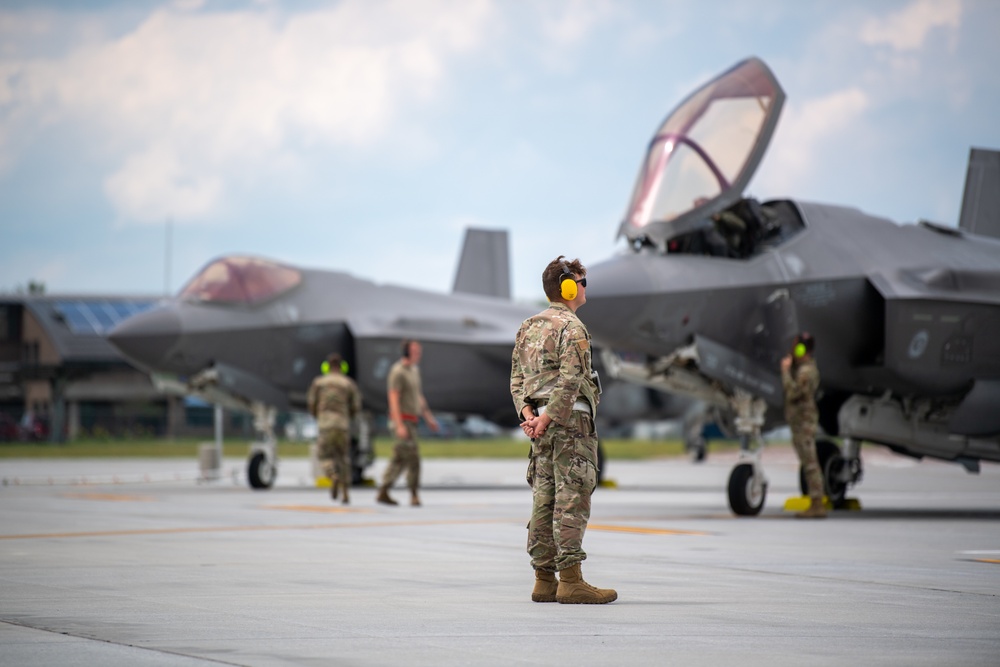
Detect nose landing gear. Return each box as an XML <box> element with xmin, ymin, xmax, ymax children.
<box><xmin>727</xmin><ymin>390</ymin><xmax>769</xmax><ymax>516</ymax></box>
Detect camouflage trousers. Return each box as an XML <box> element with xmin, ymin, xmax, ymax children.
<box><xmin>789</xmin><ymin>413</ymin><xmax>824</xmax><ymax>500</ymax></box>
<box><xmin>526</xmin><ymin>412</ymin><xmax>599</xmax><ymax>572</ymax></box>
<box><xmin>381</xmin><ymin>422</ymin><xmax>421</xmax><ymax>492</ymax></box>
<box><xmin>317</xmin><ymin>427</ymin><xmax>351</xmax><ymax>487</ymax></box>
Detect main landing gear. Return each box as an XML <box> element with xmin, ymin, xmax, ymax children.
<box><xmin>798</xmin><ymin>437</ymin><xmax>862</xmax><ymax>508</ymax></box>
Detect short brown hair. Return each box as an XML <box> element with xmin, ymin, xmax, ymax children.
<box><xmin>542</xmin><ymin>255</ymin><xmax>586</xmax><ymax>302</ymax></box>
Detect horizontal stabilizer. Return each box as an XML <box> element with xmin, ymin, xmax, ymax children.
<box><xmin>958</xmin><ymin>148</ymin><xmax>1000</xmax><ymax>239</ymax></box>
<box><xmin>452</xmin><ymin>228</ymin><xmax>511</xmax><ymax>299</ymax></box>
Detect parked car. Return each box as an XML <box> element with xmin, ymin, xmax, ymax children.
<box><xmin>0</xmin><ymin>414</ymin><xmax>19</xmax><ymax>442</ymax></box>
<box><xmin>20</xmin><ymin>414</ymin><xmax>50</xmax><ymax>441</ymax></box>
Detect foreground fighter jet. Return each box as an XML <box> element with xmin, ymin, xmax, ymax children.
<box><xmin>583</xmin><ymin>57</ymin><xmax>1000</xmax><ymax>515</ymax></box>
<box><xmin>108</xmin><ymin>229</ymin><xmax>692</xmax><ymax>488</ymax></box>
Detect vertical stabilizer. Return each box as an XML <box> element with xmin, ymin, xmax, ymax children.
<box><xmin>958</xmin><ymin>147</ymin><xmax>1000</xmax><ymax>239</ymax></box>
<box><xmin>452</xmin><ymin>228</ymin><xmax>511</xmax><ymax>299</ymax></box>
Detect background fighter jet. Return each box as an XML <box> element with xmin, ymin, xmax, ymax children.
<box><xmin>108</xmin><ymin>228</ymin><xmax>694</xmax><ymax>488</ymax></box>
<box><xmin>583</xmin><ymin>57</ymin><xmax>1000</xmax><ymax>515</ymax></box>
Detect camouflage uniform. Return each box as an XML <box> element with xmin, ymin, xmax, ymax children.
<box><xmin>511</xmin><ymin>302</ymin><xmax>600</xmax><ymax>572</ymax></box>
<box><xmin>307</xmin><ymin>371</ymin><xmax>362</xmax><ymax>489</ymax></box>
<box><xmin>381</xmin><ymin>360</ymin><xmax>426</xmax><ymax>494</ymax></box>
<box><xmin>781</xmin><ymin>357</ymin><xmax>824</xmax><ymax>501</ymax></box>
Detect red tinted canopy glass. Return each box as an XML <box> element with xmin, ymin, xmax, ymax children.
<box><xmin>620</xmin><ymin>58</ymin><xmax>784</xmax><ymax>244</ymax></box>
<box><xmin>179</xmin><ymin>256</ymin><xmax>302</xmax><ymax>305</ymax></box>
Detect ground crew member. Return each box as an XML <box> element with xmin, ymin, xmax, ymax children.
<box><xmin>377</xmin><ymin>339</ymin><xmax>439</xmax><ymax>507</ymax></box>
<box><xmin>307</xmin><ymin>353</ymin><xmax>362</xmax><ymax>504</ymax></box>
<box><xmin>510</xmin><ymin>255</ymin><xmax>617</xmax><ymax>604</ymax></box>
<box><xmin>781</xmin><ymin>332</ymin><xmax>828</xmax><ymax>519</ymax></box>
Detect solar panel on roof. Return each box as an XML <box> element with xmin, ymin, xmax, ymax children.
<box><xmin>54</xmin><ymin>300</ymin><xmax>158</xmax><ymax>335</ymax></box>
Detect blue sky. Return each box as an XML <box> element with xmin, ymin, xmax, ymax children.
<box><xmin>1</xmin><ymin>0</ymin><xmax>998</xmax><ymax>302</ymax></box>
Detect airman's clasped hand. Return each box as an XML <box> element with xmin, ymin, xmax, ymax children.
<box><xmin>520</xmin><ymin>412</ymin><xmax>552</xmax><ymax>440</ymax></box>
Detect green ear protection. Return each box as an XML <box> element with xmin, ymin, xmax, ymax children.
<box><xmin>794</xmin><ymin>342</ymin><xmax>807</xmax><ymax>359</ymax></box>
<box><xmin>321</xmin><ymin>360</ymin><xmax>350</xmax><ymax>375</ymax></box>
<box><xmin>560</xmin><ymin>262</ymin><xmax>578</xmax><ymax>301</ymax></box>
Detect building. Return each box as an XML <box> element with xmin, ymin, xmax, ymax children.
<box><xmin>0</xmin><ymin>294</ymin><xmax>251</xmax><ymax>441</ymax></box>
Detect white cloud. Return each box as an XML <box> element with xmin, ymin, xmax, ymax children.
<box><xmin>755</xmin><ymin>87</ymin><xmax>870</xmax><ymax>194</ymax></box>
<box><xmin>859</xmin><ymin>0</ymin><xmax>962</xmax><ymax>51</ymax></box>
<box><xmin>0</xmin><ymin>0</ymin><xmax>496</xmax><ymax>225</ymax></box>
<box><xmin>104</xmin><ymin>142</ymin><xmax>224</xmax><ymax>224</ymax></box>
<box><xmin>538</xmin><ymin>0</ymin><xmax>615</xmax><ymax>47</ymax></box>
<box><xmin>529</xmin><ymin>0</ymin><xmax>621</xmax><ymax>71</ymax></box>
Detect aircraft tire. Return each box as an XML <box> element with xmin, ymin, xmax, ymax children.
<box><xmin>728</xmin><ymin>463</ymin><xmax>766</xmax><ymax>516</ymax></box>
<box><xmin>247</xmin><ymin>451</ymin><xmax>275</xmax><ymax>489</ymax></box>
<box><xmin>798</xmin><ymin>440</ymin><xmax>848</xmax><ymax>507</ymax></box>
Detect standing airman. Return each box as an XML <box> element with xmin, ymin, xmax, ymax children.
<box><xmin>511</xmin><ymin>256</ymin><xmax>617</xmax><ymax>604</ymax></box>
<box><xmin>781</xmin><ymin>332</ymin><xmax>828</xmax><ymax>519</ymax></box>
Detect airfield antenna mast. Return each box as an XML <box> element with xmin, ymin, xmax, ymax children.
<box><xmin>164</xmin><ymin>217</ymin><xmax>172</xmax><ymax>296</ymax></box>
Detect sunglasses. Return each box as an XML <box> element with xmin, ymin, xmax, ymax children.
<box><xmin>575</xmin><ymin>278</ymin><xmax>587</xmax><ymax>288</ymax></box>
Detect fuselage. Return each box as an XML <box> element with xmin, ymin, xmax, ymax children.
<box><xmin>584</xmin><ymin>199</ymin><xmax>1000</xmax><ymax>402</ymax></box>
<box><xmin>108</xmin><ymin>264</ymin><xmax>533</xmax><ymax>424</ymax></box>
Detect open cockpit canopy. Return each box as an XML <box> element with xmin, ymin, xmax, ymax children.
<box><xmin>619</xmin><ymin>57</ymin><xmax>784</xmax><ymax>248</ymax></box>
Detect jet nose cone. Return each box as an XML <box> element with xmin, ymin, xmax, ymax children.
<box><xmin>581</xmin><ymin>255</ymin><xmax>655</xmax><ymax>346</ymax></box>
<box><xmin>106</xmin><ymin>306</ymin><xmax>182</xmax><ymax>371</ymax></box>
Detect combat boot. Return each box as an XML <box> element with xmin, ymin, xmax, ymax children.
<box><xmin>797</xmin><ymin>497</ymin><xmax>828</xmax><ymax>519</ymax></box>
<box><xmin>556</xmin><ymin>564</ymin><xmax>617</xmax><ymax>604</ymax></box>
<box><xmin>376</xmin><ymin>488</ymin><xmax>398</xmax><ymax>506</ymax></box>
<box><xmin>531</xmin><ymin>570</ymin><xmax>557</xmax><ymax>603</ymax></box>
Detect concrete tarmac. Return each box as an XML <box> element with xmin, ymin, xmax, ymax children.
<box><xmin>2</xmin><ymin>445</ymin><xmax>999</xmax><ymax>666</ymax></box>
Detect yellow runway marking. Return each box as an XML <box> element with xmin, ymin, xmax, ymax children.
<box><xmin>973</xmin><ymin>558</ymin><xmax>1000</xmax><ymax>564</ymax></box>
<box><xmin>264</xmin><ymin>504</ymin><xmax>375</xmax><ymax>514</ymax></box>
<box><xmin>60</xmin><ymin>492</ymin><xmax>155</xmax><ymax>502</ymax></box>
<box><xmin>588</xmin><ymin>524</ymin><xmax>708</xmax><ymax>536</ymax></box>
<box><xmin>1</xmin><ymin>516</ymin><xmax>709</xmax><ymax>541</ymax></box>
<box><xmin>0</xmin><ymin>517</ymin><xmax>513</xmax><ymax>541</ymax></box>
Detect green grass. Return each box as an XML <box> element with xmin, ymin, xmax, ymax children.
<box><xmin>0</xmin><ymin>436</ymin><xmax>739</xmax><ymax>459</ymax></box>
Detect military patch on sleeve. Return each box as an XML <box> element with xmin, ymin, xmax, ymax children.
<box><xmin>575</xmin><ymin>338</ymin><xmax>589</xmax><ymax>352</ymax></box>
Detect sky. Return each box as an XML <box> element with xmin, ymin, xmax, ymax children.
<box><xmin>1</xmin><ymin>0</ymin><xmax>998</xmax><ymax>303</ymax></box>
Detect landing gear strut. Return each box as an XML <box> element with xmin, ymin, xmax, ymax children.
<box><xmin>727</xmin><ymin>390</ymin><xmax>768</xmax><ymax>516</ymax></box>
<box><xmin>247</xmin><ymin>404</ymin><xmax>278</xmax><ymax>490</ymax></box>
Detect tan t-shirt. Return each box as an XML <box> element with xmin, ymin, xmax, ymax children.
<box><xmin>388</xmin><ymin>360</ymin><xmax>423</xmax><ymax>418</ymax></box>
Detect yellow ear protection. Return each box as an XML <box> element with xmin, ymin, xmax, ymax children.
<box><xmin>560</xmin><ymin>263</ymin><xmax>578</xmax><ymax>301</ymax></box>
<box><xmin>321</xmin><ymin>360</ymin><xmax>330</xmax><ymax>374</ymax></box>
<box><xmin>793</xmin><ymin>342</ymin><xmax>807</xmax><ymax>359</ymax></box>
